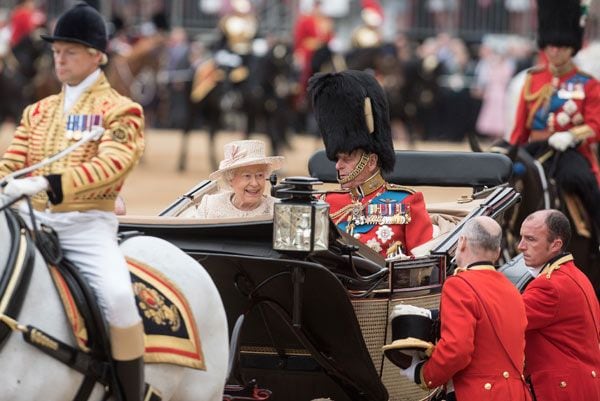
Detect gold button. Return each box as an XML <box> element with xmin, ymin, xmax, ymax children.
<box><xmin>560</xmin><ymin>381</ymin><xmax>567</xmax><ymax>388</ymax></box>
<box><xmin>503</xmin><ymin>371</ymin><xmax>510</xmax><ymax>379</ymax></box>
<box><xmin>484</xmin><ymin>383</ymin><xmax>492</xmax><ymax>390</ymax></box>
<box><xmin>592</xmin><ymin>371</ymin><xmax>597</xmax><ymax>378</ymax></box>
<box><xmin>427</xmin><ymin>381</ymin><xmax>432</xmax><ymax>386</ymax></box>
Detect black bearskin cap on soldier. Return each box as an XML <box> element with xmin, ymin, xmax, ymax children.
<box><xmin>41</xmin><ymin>3</ymin><xmax>107</xmax><ymax>53</ymax></box>
<box><xmin>308</xmin><ymin>70</ymin><xmax>395</xmax><ymax>172</ymax></box>
<box><xmin>537</xmin><ymin>0</ymin><xmax>585</xmax><ymax>54</ymax></box>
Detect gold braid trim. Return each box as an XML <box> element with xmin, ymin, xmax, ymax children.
<box><xmin>329</xmin><ymin>203</ymin><xmax>357</xmax><ymax>225</ymax></box>
<box><xmin>453</xmin><ymin>264</ymin><xmax>496</xmax><ymax>275</ymax></box>
<box><xmin>350</xmin><ymin>170</ymin><xmax>385</xmax><ymax>197</ymax></box>
<box><xmin>540</xmin><ymin>254</ymin><xmax>573</xmax><ymax>279</ymax></box>
<box><xmin>386</xmin><ymin>241</ymin><xmax>404</xmax><ymax>258</ymax></box>
<box><xmin>523</xmin><ymin>73</ymin><xmax>554</xmax><ymax>129</ymax></box>
<box><xmin>570</xmin><ymin>124</ymin><xmax>595</xmax><ymax>142</ymax></box>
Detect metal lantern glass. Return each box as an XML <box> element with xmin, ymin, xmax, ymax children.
<box><xmin>272</xmin><ymin>177</ymin><xmax>329</xmax><ymax>253</ymax></box>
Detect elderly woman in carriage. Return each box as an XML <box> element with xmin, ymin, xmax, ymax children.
<box><xmin>0</xmin><ymin>6</ymin><xmax>529</xmax><ymax>400</ymax></box>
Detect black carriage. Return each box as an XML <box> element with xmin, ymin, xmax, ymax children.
<box><xmin>118</xmin><ymin>150</ymin><xmax>521</xmax><ymax>401</ymax></box>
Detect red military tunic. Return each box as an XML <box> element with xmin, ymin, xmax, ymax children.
<box><xmin>324</xmin><ymin>172</ymin><xmax>432</xmax><ymax>258</ymax></box>
<box><xmin>509</xmin><ymin>64</ymin><xmax>600</xmax><ymax>184</ymax></box>
<box><xmin>522</xmin><ymin>254</ymin><xmax>600</xmax><ymax>401</ymax></box>
<box><xmin>293</xmin><ymin>11</ymin><xmax>333</xmax><ymax>104</ymax></box>
<box><xmin>419</xmin><ymin>264</ymin><xmax>532</xmax><ymax>401</ymax></box>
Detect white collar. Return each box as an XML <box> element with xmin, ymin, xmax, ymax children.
<box><xmin>527</xmin><ymin>265</ymin><xmax>544</xmax><ymax>278</ymax></box>
<box><xmin>63</xmin><ymin>69</ymin><xmax>101</xmax><ymax>113</ymax></box>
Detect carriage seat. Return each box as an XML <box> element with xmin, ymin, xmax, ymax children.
<box><xmin>308</xmin><ymin>149</ymin><xmax>512</xmax><ymax>190</ymax></box>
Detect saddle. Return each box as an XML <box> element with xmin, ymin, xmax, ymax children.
<box><xmin>0</xmin><ymin>209</ymin><xmax>35</xmax><ymax>349</ymax></box>
<box><xmin>0</xmin><ymin>209</ymin><xmax>204</xmax><ymax>401</ymax></box>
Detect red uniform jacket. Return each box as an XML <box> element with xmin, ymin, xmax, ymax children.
<box><xmin>522</xmin><ymin>255</ymin><xmax>600</xmax><ymax>401</ymax></box>
<box><xmin>421</xmin><ymin>267</ymin><xmax>531</xmax><ymax>401</ymax></box>
<box><xmin>509</xmin><ymin>64</ymin><xmax>600</xmax><ymax>184</ymax></box>
<box><xmin>293</xmin><ymin>13</ymin><xmax>333</xmax><ymax>100</ymax></box>
<box><xmin>325</xmin><ymin>182</ymin><xmax>432</xmax><ymax>257</ymax></box>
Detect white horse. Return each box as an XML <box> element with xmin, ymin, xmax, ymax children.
<box><xmin>0</xmin><ymin>195</ymin><xmax>229</xmax><ymax>401</ymax></box>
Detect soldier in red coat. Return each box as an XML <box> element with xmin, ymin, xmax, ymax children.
<box><xmin>509</xmin><ymin>0</ymin><xmax>600</xmax><ymax>234</ymax></box>
<box><xmin>308</xmin><ymin>70</ymin><xmax>433</xmax><ymax>258</ymax></box>
<box><xmin>393</xmin><ymin>216</ymin><xmax>531</xmax><ymax>401</ymax></box>
<box><xmin>293</xmin><ymin>0</ymin><xmax>334</xmax><ymax>108</ymax></box>
<box><xmin>518</xmin><ymin>209</ymin><xmax>600</xmax><ymax>400</ymax></box>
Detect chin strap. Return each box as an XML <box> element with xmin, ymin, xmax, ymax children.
<box><xmin>338</xmin><ymin>152</ymin><xmax>371</xmax><ymax>185</ymax></box>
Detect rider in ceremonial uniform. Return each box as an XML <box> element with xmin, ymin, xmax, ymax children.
<box><xmin>350</xmin><ymin>0</ymin><xmax>384</xmax><ymax>51</ymax></box>
<box><xmin>0</xmin><ymin>4</ymin><xmax>154</xmax><ymax>401</ymax></box>
<box><xmin>398</xmin><ymin>217</ymin><xmax>531</xmax><ymax>401</ymax></box>
<box><xmin>518</xmin><ymin>210</ymin><xmax>600</xmax><ymax>400</ymax></box>
<box><xmin>217</xmin><ymin>0</ymin><xmax>257</xmax><ymax>57</ymax></box>
<box><xmin>308</xmin><ymin>69</ymin><xmax>433</xmax><ymax>258</ymax></box>
<box><xmin>509</xmin><ymin>0</ymin><xmax>600</xmax><ymax>234</ymax></box>
<box><xmin>190</xmin><ymin>0</ymin><xmax>256</xmax><ymax>103</ymax></box>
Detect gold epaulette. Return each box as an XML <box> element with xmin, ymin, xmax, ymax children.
<box><xmin>540</xmin><ymin>254</ymin><xmax>573</xmax><ymax>279</ymax></box>
<box><xmin>385</xmin><ymin>183</ymin><xmax>415</xmax><ymax>193</ymax></box>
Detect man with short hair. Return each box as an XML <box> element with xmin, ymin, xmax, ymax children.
<box><xmin>518</xmin><ymin>209</ymin><xmax>600</xmax><ymax>400</ymax></box>
<box><xmin>398</xmin><ymin>216</ymin><xmax>531</xmax><ymax>401</ymax></box>
<box><xmin>0</xmin><ymin>4</ymin><xmax>153</xmax><ymax>401</ymax></box>
<box><xmin>308</xmin><ymin>69</ymin><xmax>433</xmax><ymax>258</ymax></box>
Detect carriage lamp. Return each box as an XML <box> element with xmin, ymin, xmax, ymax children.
<box><xmin>272</xmin><ymin>177</ymin><xmax>329</xmax><ymax>254</ymax></box>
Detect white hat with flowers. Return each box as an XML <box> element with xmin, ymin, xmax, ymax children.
<box><xmin>209</xmin><ymin>140</ymin><xmax>284</xmax><ymax>180</ymax></box>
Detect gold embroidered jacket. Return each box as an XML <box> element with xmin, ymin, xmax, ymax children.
<box><xmin>0</xmin><ymin>72</ymin><xmax>144</xmax><ymax>212</ymax></box>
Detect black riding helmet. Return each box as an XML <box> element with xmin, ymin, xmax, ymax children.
<box><xmin>41</xmin><ymin>2</ymin><xmax>107</xmax><ymax>53</ymax></box>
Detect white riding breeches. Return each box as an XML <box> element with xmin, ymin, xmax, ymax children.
<box><xmin>20</xmin><ymin>206</ymin><xmax>141</xmax><ymax>328</ymax></box>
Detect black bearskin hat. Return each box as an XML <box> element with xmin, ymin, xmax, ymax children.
<box><xmin>41</xmin><ymin>3</ymin><xmax>107</xmax><ymax>53</ymax></box>
<box><xmin>308</xmin><ymin>70</ymin><xmax>395</xmax><ymax>172</ymax></box>
<box><xmin>537</xmin><ymin>0</ymin><xmax>585</xmax><ymax>54</ymax></box>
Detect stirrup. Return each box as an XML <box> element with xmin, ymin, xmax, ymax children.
<box><xmin>144</xmin><ymin>384</ymin><xmax>162</xmax><ymax>401</ymax></box>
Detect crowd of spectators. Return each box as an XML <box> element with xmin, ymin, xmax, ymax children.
<box><xmin>0</xmin><ymin>0</ymin><xmax>544</xmax><ymax>144</ymax></box>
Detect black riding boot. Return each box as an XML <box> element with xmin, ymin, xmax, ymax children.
<box><xmin>114</xmin><ymin>357</ymin><xmax>162</xmax><ymax>401</ymax></box>
<box><xmin>111</xmin><ymin>320</ymin><xmax>161</xmax><ymax>401</ymax></box>
<box><xmin>114</xmin><ymin>357</ymin><xmax>144</xmax><ymax>401</ymax></box>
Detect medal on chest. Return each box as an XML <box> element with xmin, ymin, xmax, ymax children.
<box><xmin>557</xmin><ymin>81</ymin><xmax>585</xmax><ymax>100</ymax></box>
<box><xmin>65</xmin><ymin>114</ymin><xmax>102</xmax><ymax>141</ymax></box>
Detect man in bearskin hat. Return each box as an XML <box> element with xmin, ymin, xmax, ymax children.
<box><xmin>0</xmin><ymin>3</ymin><xmax>156</xmax><ymax>401</ymax></box>
<box><xmin>509</xmin><ymin>0</ymin><xmax>600</xmax><ymax>237</ymax></box>
<box><xmin>517</xmin><ymin>209</ymin><xmax>600</xmax><ymax>400</ymax></box>
<box><xmin>308</xmin><ymin>69</ymin><xmax>433</xmax><ymax>258</ymax></box>
<box><xmin>391</xmin><ymin>216</ymin><xmax>531</xmax><ymax>400</ymax></box>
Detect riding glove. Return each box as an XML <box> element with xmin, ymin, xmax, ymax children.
<box><xmin>548</xmin><ymin>131</ymin><xmax>576</xmax><ymax>152</ymax></box>
<box><xmin>399</xmin><ymin>353</ymin><xmax>425</xmax><ymax>383</ymax></box>
<box><xmin>3</xmin><ymin>176</ymin><xmax>49</xmax><ymax>198</ymax></box>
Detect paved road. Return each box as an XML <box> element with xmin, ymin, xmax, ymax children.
<box><xmin>0</xmin><ymin>124</ymin><xmax>474</xmax><ymax>215</ymax></box>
